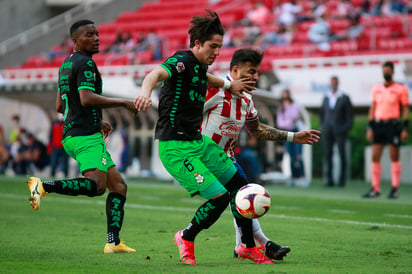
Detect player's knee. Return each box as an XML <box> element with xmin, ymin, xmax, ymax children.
<box><xmin>212</xmin><ymin>191</ymin><xmax>230</xmax><ymax>206</ymax></box>
<box><xmin>108</xmin><ymin>179</ymin><xmax>127</xmax><ymax>195</ymax></box>
<box><xmin>93</xmin><ymin>179</ymin><xmax>107</xmax><ymax>196</ymax></box>
<box><xmin>224</xmin><ymin>172</ymin><xmax>248</xmax><ymax>193</ymax></box>
<box><xmin>95</xmin><ymin>185</ymin><xmax>106</xmax><ymax>196</ymax></box>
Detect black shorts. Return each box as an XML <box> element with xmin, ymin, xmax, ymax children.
<box><xmin>372</xmin><ymin>119</ymin><xmax>402</xmax><ymax>147</ymax></box>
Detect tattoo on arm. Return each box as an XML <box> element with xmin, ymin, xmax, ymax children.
<box><xmin>246</xmin><ymin>120</ymin><xmax>287</xmax><ymax>142</ymax></box>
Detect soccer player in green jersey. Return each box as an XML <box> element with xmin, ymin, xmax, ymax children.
<box><xmin>26</xmin><ymin>19</ymin><xmax>137</xmax><ymax>253</ymax></box>
<box><xmin>135</xmin><ymin>10</ymin><xmax>274</xmax><ymax>265</ymax></box>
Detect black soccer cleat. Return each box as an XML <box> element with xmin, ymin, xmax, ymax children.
<box><xmin>362</xmin><ymin>188</ymin><xmax>380</xmax><ymax>198</ymax></box>
<box><xmin>387</xmin><ymin>187</ymin><xmax>399</xmax><ymax>199</ymax></box>
<box><xmin>264</xmin><ymin>241</ymin><xmax>291</xmax><ymax>260</ymax></box>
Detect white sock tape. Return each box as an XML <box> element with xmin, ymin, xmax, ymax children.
<box><xmin>287</xmin><ymin>132</ymin><xmax>294</xmax><ymax>142</ymax></box>
<box><xmin>223</xmin><ymin>79</ymin><xmax>231</xmax><ymax>90</ymax></box>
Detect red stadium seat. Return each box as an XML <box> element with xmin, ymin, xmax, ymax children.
<box><xmin>18</xmin><ymin>0</ymin><xmax>412</xmax><ymax>70</ymax></box>
<box><xmin>134</xmin><ymin>51</ymin><xmax>154</xmax><ymax>64</ymax></box>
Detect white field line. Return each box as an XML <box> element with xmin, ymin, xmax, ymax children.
<box><xmin>328</xmin><ymin>209</ymin><xmax>357</xmax><ymax>214</ymax></box>
<box><xmin>5</xmin><ymin>193</ymin><xmax>412</xmax><ymax>230</ymax></box>
<box><xmin>385</xmin><ymin>214</ymin><xmax>412</xmax><ymax>219</ymax></box>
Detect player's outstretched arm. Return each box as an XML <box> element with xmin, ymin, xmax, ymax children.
<box><xmin>293</xmin><ymin>130</ymin><xmax>321</xmax><ymax>145</ymax></box>
<box><xmin>79</xmin><ymin>89</ymin><xmax>137</xmax><ymax>115</ymax></box>
<box><xmin>135</xmin><ymin>66</ymin><xmax>169</xmax><ymax>111</ymax></box>
<box><xmin>246</xmin><ymin>119</ymin><xmax>288</xmax><ymax>141</ymax></box>
<box><xmin>245</xmin><ymin>119</ymin><xmax>320</xmax><ymax>144</ymax></box>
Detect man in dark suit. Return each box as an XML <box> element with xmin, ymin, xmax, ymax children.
<box><xmin>320</xmin><ymin>76</ymin><xmax>353</xmax><ymax>187</ymax></box>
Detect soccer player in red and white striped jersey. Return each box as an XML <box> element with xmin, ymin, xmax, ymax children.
<box><xmin>202</xmin><ymin>48</ymin><xmax>320</xmax><ymax>260</ymax></box>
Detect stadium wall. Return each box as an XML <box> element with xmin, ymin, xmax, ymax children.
<box><xmin>0</xmin><ymin>0</ymin><xmax>58</xmax><ymax>41</ymax></box>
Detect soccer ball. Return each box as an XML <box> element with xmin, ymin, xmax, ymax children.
<box><xmin>235</xmin><ymin>183</ymin><xmax>271</xmax><ymax>219</ymax></box>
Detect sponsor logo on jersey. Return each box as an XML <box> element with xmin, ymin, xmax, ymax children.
<box><xmin>219</xmin><ymin>120</ymin><xmax>241</xmax><ymax>138</ymax></box>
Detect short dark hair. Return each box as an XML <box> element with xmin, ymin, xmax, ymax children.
<box><xmin>230</xmin><ymin>48</ymin><xmax>263</xmax><ymax>70</ymax></box>
<box><xmin>188</xmin><ymin>10</ymin><xmax>224</xmax><ymax>48</ymax></box>
<box><xmin>70</xmin><ymin>19</ymin><xmax>95</xmax><ymax>38</ymax></box>
<box><xmin>383</xmin><ymin>61</ymin><xmax>394</xmax><ymax>71</ymax></box>
<box><xmin>331</xmin><ymin>75</ymin><xmax>339</xmax><ymax>81</ymax></box>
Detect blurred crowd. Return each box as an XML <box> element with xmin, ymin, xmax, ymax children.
<box><xmin>42</xmin><ymin>0</ymin><xmax>412</xmax><ymax>66</ymax></box>
<box><xmin>0</xmin><ymin>115</ymin><xmax>69</xmax><ymax>177</ymax></box>
<box><xmin>102</xmin><ymin>29</ymin><xmax>163</xmax><ymax>64</ymax></box>
<box><xmin>45</xmin><ymin>29</ymin><xmax>164</xmax><ymax>66</ymax></box>
<box><xmin>224</xmin><ymin>0</ymin><xmax>412</xmax><ymax>52</ymax></box>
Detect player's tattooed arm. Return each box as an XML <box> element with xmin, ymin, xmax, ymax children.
<box><xmin>245</xmin><ymin>119</ymin><xmax>287</xmax><ymax>142</ymax></box>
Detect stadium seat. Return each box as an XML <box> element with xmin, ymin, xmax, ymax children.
<box><xmin>17</xmin><ymin>0</ymin><xmax>412</xmax><ymax>70</ymax></box>
<box><xmin>134</xmin><ymin>51</ymin><xmax>154</xmax><ymax>64</ymax></box>
<box><xmin>21</xmin><ymin>55</ymin><xmax>48</xmax><ymax>68</ymax></box>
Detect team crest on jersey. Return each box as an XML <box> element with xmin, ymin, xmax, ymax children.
<box><xmin>194</xmin><ymin>172</ymin><xmax>204</xmax><ymax>184</ymax></box>
<box><xmin>102</xmin><ymin>155</ymin><xmax>107</xmax><ymax>166</ymax></box>
<box><xmin>176</xmin><ymin>62</ymin><xmax>185</xmax><ymax>73</ymax></box>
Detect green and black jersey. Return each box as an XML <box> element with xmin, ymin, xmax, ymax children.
<box><xmin>58</xmin><ymin>52</ymin><xmax>103</xmax><ymax>139</ymax></box>
<box><xmin>155</xmin><ymin>50</ymin><xmax>208</xmax><ymax>141</ymax></box>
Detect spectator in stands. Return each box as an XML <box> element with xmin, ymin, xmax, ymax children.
<box><xmin>112</xmin><ymin>31</ymin><xmax>135</xmax><ymax>54</ymax></box>
<box><xmin>243</xmin><ymin>21</ymin><xmax>262</xmax><ymax>46</ymax></box>
<box><xmin>406</xmin><ymin>1</ymin><xmax>412</xmax><ymax>13</ymax></box>
<box><xmin>103</xmin><ymin>30</ymin><xmax>123</xmax><ymax>53</ymax></box>
<box><xmin>334</xmin><ymin>13</ymin><xmax>365</xmax><ymax>41</ymax></box>
<box><xmin>46</xmin><ymin>35</ymin><xmax>73</xmax><ymax>61</ymax></box>
<box><xmin>104</xmin><ymin>30</ymin><xmax>134</xmax><ymax>54</ymax></box>
<box><xmin>308</xmin><ymin>10</ymin><xmax>333</xmax><ymax>51</ymax></box>
<box><xmin>276</xmin><ymin>0</ymin><xmax>303</xmax><ymax>28</ymax></box>
<box><xmin>313</xmin><ymin>0</ymin><xmax>328</xmax><ymax>18</ymax></box>
<box><xmin>334</xmin><ymin>0</ymin><xmax>356</xmax><ymax>19</ymax></box>
<box><xmin>260</xmin><ymin>22</ymin><xmax>293</xmax><ymax>48</ymax></box>
<box><xmin>49</xmin><ymin>116</ymin><xmax>68</xmax><ymax>177</ymax></box>
<box><xmin>246</xmin><ymin>1</ymin><xmax>272</xmax><ymax>26</ymax></box>
<box><xmin>137</xmin><ymin>30</ymin><xmax>162</xmax><ymax>61</ymax></box>
<box><xmin>390</xmin><ymin>0</ymin><xmax>407</xmax><ymax>14</ymax></box>
<box><xmin>360</xmin><ymin>0</ymin><xmax>372</xmax><ymax>15</ymax></box>
<box><xmin>371</xmin><ymin>0</ymin><xmax>392</xmax><ymax>16</ymax></box>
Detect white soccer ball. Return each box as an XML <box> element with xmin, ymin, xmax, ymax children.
<box><xmin>235</xmin><ymin>183</ymin><xmax>271</xmax><ymax>219</ymax></box>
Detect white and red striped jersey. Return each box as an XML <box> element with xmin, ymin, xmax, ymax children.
<box><xmin>201</xmin><ymin>74</ymin><xmax>258</xmax><ymax>157</ymax></box>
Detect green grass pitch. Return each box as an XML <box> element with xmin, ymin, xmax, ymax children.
<box><xmin>1</xmin><ymin>175</ymin><xmax>412</xmax><ymax>273</ymax></box>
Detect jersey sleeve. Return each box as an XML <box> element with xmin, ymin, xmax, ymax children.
<box><xmin>76</xmin><ymin>59</ymin><xmax>97</xmax><ymax>92</ymax></box>
<box><xmin>159</xmin><ymin>52</ymin><xmax>188</xmax><ymax>79</ymax></box>
<box><xmin>400</xmin><ymin>84</ymin><xmax>409</xmax><ymax>106</ymax></box>
<box><xmin>246</xmin><ymin>97</ymin><xmax>258</xmax><ymax>122</ymax></box>
<box><xmin>204</xmin><ymin>87</ymin><xmax>221</xmax><ymax>112</ymax></box>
